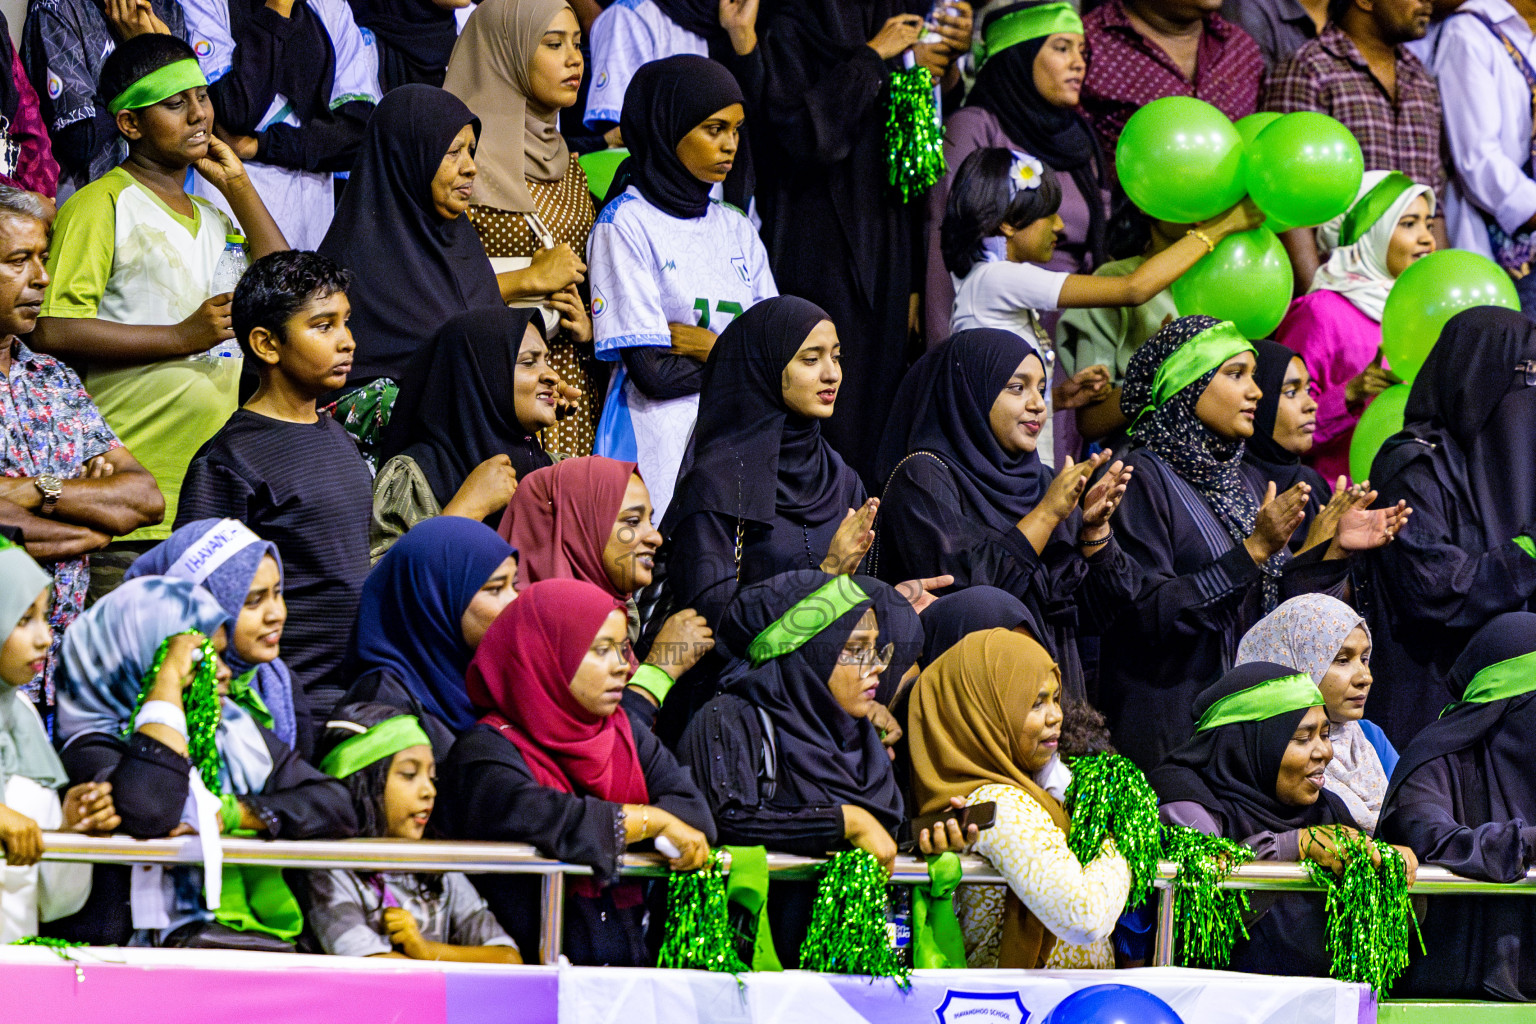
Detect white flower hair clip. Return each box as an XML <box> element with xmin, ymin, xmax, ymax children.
<box><xmin>1009</xmin><ymin>151</ymin><xmax>1045</xmax><ymax>194</ymax></box>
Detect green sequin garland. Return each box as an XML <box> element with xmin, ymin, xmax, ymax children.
<box><xmin>13</xmin><ymin>936</ymin><xmax>87</xmax><ymax>981</ymax></box>
<box><xmin>122</xmin><ymin>632</ymin><xmax>222</xmax><ymax>791</ymax></box>
<box><xmin>884</xmin><ymin>66</ymin><xmax>945</xmax><ymax>203</ymax></box>
<box><xmin>1301</xmin><ymin>828</ymin><xmax>1423</xmax><ymax>992</ymax></box>
<box><xmin>1162</xmin><ymin>824</ymin><xmax>1255</xmax><ymax>968</ymax></box>
<box><xmin>797</xmin><ymin>850</ymin><xmax>910</xmax><ymax>987</ymax></box>
<box><xmin>658</xmin><ymin>850</ymin><xmax>749</xmax><ymax>973</ymax></box>
<box><xmin>1064</xmin><ymin>752</ymin><xmax>1161</xmax><ymax>908</ymax></box>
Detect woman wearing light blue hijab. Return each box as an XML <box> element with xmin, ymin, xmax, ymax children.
<box><xmin>56</xmin><ymin>577</ymin><xmax>355</xmax><ymax>947</ymax></box>
<box><xmin>123</xmin><ymin>519</ymin><xmax>298</xmax><ymax>748</ymax></box>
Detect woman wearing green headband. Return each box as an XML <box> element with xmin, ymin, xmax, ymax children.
<box><xmin>1150</xmin><ymin>661</ymin><xmax>1417</xmax><ymax>977</ymax></box>
<box><xmin>1379</xmin><ymin>612</ymin><xmax>1536</xmax><ymax>999</ymax></box>
<box><xmin>1273</xmin><ymin>170</ymin><xmax>1436</xmax><ymax>482</ymax></box>
<box><xmin>307</xmin><ymin>702</ymin><xmax>521</xmax><ymax>963</ymax></box>
<box><xmin>1102</xmin><ymin>315</ymin><xmax>1406</xmax><ymax>768</ymax></box>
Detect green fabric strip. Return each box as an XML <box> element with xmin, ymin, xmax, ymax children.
<box><xmin>215</xmin><ymin>856</ymin><xmax>304</xmax><ymax>941</ymax></box>
<box><xmin>747</xmin><ymin>575</ymin><xmax>870</xmax><ymax>666</ymax></box>
<box><xmin>1194</xmin><ymin>673</ymin><xmax>1323</xmax><ymax>732</ymax></box>
<box><xmin>227</xmin><ymin>669</ymin><xmax>273</xmax><ymax>732</ymax></box>
<box><xmin>108</xmin><ymin>59</ymin><xmax>208</xmax><ymax>114</ymax></box>
<box><xmin>911</xmin><ymin>852</ymin><xmax>967</xmax><ymax>969</ymax></box>
<box><xmin>1457</xmin><ymin>650</ymin><xmax>1536</xmax><ymax>705</ymax></box>
<box><xmin>218</xmin><ymin>794</ymin><xmax>242</xmax><ymax>835</ymax></box>
<box><xmin>723</xmin><ymin>845</ymin><xmax>782</xmax><ymax>971</ymax></box>
<box><xmin>1339</xmin><ymin>172</ymin><xmax>1416</xmax><ymax>248</ymax></box>
<box><xmin>1514</xmin><ymin>535</ymin><xmax>1536</xmax><ymax>560</ymax></box>
<box><xmin>979</xmin><ymin>3</ymin><xmax>1084</xmax><ymax>66</ymax></box>
<box><xmin>628</xmin><ymin>663</ymin><xmax>675</xmax><ymax>705</ymax></box>
<box><xmin>318</xmin><ymin>715</ymin><xmax>432</xmax><ymax>778</ymax></box>
<box><xmin>1134</xmin><ymin>321</ymin><xmax>1255</xmax><ymax>429</ymax></box>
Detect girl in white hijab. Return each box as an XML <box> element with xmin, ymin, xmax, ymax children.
<box><xmin>1236</xmin><ymin>593</ymin><xmax>1399</xmax><ymax>832</ymax></box>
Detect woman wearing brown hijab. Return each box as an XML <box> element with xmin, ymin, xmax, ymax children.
<box><xmin>908</xmin><ymin>628</ymin><xmax>1128</xmax><ymax>968</ymax></box>
<box><xmin>444</xmin><ymin>0</ymin><xmax>599</xmax><ymax>456</ymax></box>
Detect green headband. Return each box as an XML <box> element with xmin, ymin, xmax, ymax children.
<box><xmin>108</xmin><ymin>58</ymin><xmax>208</xmax><ymax>115</ymax></box>
<box><xmin>319</xmin><ymin>715</ymin><xmax>433</xmax><ymax>779</ymax></box>
<box><xmin>747</xmin><ymin>575</ymin><xmax>870</xmax><ymax>667</ymax></box>
<box><xmin>1452</xmin><ymin>650</ymin><xmax>1536</xmax><ymax>708</ymax></box>
<box><xmin>1338</xmin><ymin>172</ymin><xmax>1417</xmax><ymax>248</ymax></box>
<box><xmin>1132</xmin><ymin>321</ymin><xmax>1255</xmax><ymax>430</ymax></box>
<box><xmin>1194</xmin><ymin>672</ymin><xmax>1324</xmax><ymax>732</ymax></box>
<box><xmin>978</xmin><ymin>2</ymin><xmax>1084</xmax><ymax>67</ymax></box>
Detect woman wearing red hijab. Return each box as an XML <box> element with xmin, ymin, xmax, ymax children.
<box><xmin>438</xmin><ymin>578</ymin><xmax>716</xmax><ymax>965</ymax></box>
<box><xmin>503</xmin><ymin>456</ymin><xmax>716</xmax><ymax>726</ymax></box>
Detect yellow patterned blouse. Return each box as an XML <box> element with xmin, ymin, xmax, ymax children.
<box><xmin>956</xmin><ymin>783</ymin><xmax>1130</xmax><ymax>969</ymax></box>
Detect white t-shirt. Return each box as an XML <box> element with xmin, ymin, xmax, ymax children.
<box><xmin>951</xmin><ymin>256</ymin><xmax>1071</xmax><ymax>469</ymax></box>
<box><xmin>584</xmin><ymin>0</ymin><xmax>708</xmax><ymax>131</ymax></box>
<box><xmin>589</xmin><ymin>187</ymin><xmax>776</xmax><ymax>519</ymax></box>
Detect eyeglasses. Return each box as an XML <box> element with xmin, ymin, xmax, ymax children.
<box><xmin>838</xmin><ymin>642</ymin><xmax>895</xmax><ymax>679</ymax></box>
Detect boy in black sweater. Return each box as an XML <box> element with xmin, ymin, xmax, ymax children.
<box><xmin>178</xmin><ymin>251</ymin><xmax>370</xmax><ymax>757</ymax></box>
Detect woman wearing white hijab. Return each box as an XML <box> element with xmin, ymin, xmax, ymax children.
<box><xmin>1272</xmin><ymin>171</ymin><xmax>1436</xmax><ymax>482</ymax></box>
<box><xmin>1236</xmin><ymin>593</ymin><xmax>1399</xmax><ymax>832</ymax></box>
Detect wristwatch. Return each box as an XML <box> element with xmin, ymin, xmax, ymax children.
<box><xmin>35</xmin><ymin>474</ymin><xmax>61</xmax><ymax>516</ymax></box>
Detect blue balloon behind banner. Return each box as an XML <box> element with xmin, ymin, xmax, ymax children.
<box><xmin>1043</xmin><ymin>984</ymin><xmax>1185</xmax><ymax>1024</ymax></box>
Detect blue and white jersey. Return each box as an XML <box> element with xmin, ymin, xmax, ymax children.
<box><xmin>584</xmin><ymin>0</ymin><xmax>708</xmax><ymax>130</ymax></box>
<box><xmin>589</xmin><ymin>186</ymin><xmax>776</xmax><ymax>519</ymax></box>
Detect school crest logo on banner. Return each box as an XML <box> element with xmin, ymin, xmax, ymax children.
<box><xmin>933</xmin><ymin>990</ymin><xmax>1030</xmax><ymax>1024</ymax></box>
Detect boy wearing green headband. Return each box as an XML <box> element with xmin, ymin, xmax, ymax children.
<box><xmin>308</xmin><ymin>703</ymin><xmax>523</xmax><ymax>963</ymax></box>
<box><xmin>32</xmin><ymin>33</ymin><xmax>286</xmax><ymax>556</ymax></box>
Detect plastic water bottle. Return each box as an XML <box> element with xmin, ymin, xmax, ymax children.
<box><xmin>201</xmin><ymin>234</ymin><xmax>247</xmax><ymax>363</ymax></box>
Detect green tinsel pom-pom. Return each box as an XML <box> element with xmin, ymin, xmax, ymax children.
<box><xmin>1162</xmin><ymin>824</ymin><xmax>1255</xmax><ymax>968</ymax></box>
<box><xmin>798</xmin><ymin>850</ymin><xmax>910</xmax><ymax>987</ymax></box>
<box><xmin>123</xmin><ymin>632</ymin><xmax>223</xmax><ymax>792</ymax></box>
<box><xmin>884</xmin><ymin>66</ymin><xmax>945</xmax><ymax>203</ymax></box>
<box><xmin>658</xmin><ymin>850</ymin><xmax>749</xmax><ymax>973</ymax></box>
<box><xmin>1064</xmin><ymin>752</ymin><xmax>1161</xmax><ymax>908</ymax></box>
<box><xmin>1302</xmin><ymin>828</ymin><xmax>1424</xmax><ymax>992</ymax></box>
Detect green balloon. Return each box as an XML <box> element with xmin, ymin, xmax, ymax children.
<box><xmin>1235</xmin><ymin>112</ymin><xmax>1282</xmax><ymax>149</ymax></box>
<box><xmin>578</xmin><ymin>147</ymin><xmax>630</xmax><ymax>202</ymax></box>
<box><xmin>1170</xmin><ymin>227</ymin><xmax>1292</xmax><ymax>339</ymax></box>
<box><xmin>1349</xmin><ymin>383</ymin><xmax>1411</xmax><ymax>483</ymax></box>
<box><xmin>1380</xmin><ymin>249</ymin><xmax>1521</xmax><ymax>382</ymax></box>
<box><xmin>1115</xmin><ymin>97</ymin><xmax>1246</xmax><ymax>223</ymax></box>
<box><xmin>1244</xmin><ymin>112</ymin><xmax>1364</xmax><ymax>228</ymax></box>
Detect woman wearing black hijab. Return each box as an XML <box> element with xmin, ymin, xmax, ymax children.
<box><xmin>372</xmin><ymin>308</ymin><xmax>560</xmax><ymax>554</ymax></box>
<box><xmin>319</xmin><ymin>85</ymin><xmax>504</xmax><ymax>385</ymax></box>
<box><xmin>757</xmin><ymin>0</ymin><xmax>971</xmax><ymax>484</ymax></box>
<box><xmin>1246</xmin><ymin>339</ymin><xmax>1334</xmax><ymax>554</ymax></box>
<box><xmin>875</xmin><ymin>328</ymin><xmax>1137</xmax><ymax>702</ymax></box>
<box><xmin>1151</xmin><ymin>662</ymin><xmax>1416</xmax><ymax>977</ymax></box>
<box><xmin>1378</xmin><ymin>612</ymin><xmax>1536</xmax><ymax>1000</ymax></box>
<box><xmin>923</xmin><ymin>0</ymin><xmax>1107</xmax><ymax>343</ymax></box>
<box><xmin>920</xmin><ymin>586</ymin><xmax>1040</xmax><ymax>664</ymax></box>
<box><xmin>1360</xmin><ymin>307</ymin><xmax>1536</xmax><ymax>745</ymax></box>
<box><xmin>589</xmin><ymin>54</ymin><xmax>777</xmax><ymax>521</ymax></box>
<box><xmin>661</xmin><ymin>296</ymin><xmax>874</xmax><ymax>631</ymax></box>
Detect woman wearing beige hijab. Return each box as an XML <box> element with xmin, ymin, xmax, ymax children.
<box><xmin>908</xmin><ymin>628</ymin><xmax>1128</xmax><ymax>968</ymax></box>
<box><xmin>445</xmin><ymin>0</ymin><xmax>599</xmax><ymax>456</ymax></box>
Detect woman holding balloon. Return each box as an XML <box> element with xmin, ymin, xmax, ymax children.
<box><xmin>1273</xmin><ymin>171</ymin><xmax>1436</xmax><ymax>482</ymax></box>
<box><xmin>1098</xmin><ymin>315</ymin><xmax>1406</xmax><ymax>768</ymax></box>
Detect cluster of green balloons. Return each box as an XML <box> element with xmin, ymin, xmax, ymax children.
<box><xmin>1347</xmin><ymin>250</ymin><xmax>1521</xmax><ymax>479</ymax></box>
<box><xmin>1116</xmin><ymin>98</ymin><xmax>1364</xmax><ymax>338</ymax></box>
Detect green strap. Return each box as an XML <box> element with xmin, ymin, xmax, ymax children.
<box><xmin>318</xmin><ymin>715</ymin><xmax>433</xmax><ymax>778</ymax></box>
<box><xmin>1194</xmin><ymin>672</ymin><xmax>1323</xmax><ymax>732</ymax></box>
<box><xmin>226</xmin><ymin>669</ymin><xmax>274</xmax><ymax>732</ymax></box>
<box><xmin>723</xmin><ymin>845</ymin><xmax>782</xmax><ymax>972</ymax></box>
<box><xmin>978</xmin><ymin>2</ymin><xmax>1084</xmax><ymax>66</ymax></box>
<box><xmin>747</xmin><ymin>576</ymin><xmax>870</xmax><ymax>666</ymax></box>
<box><xmin>107</xmin><ymin>58</ymin><xmax>208</xmax><ymax>114</ymax></box>
<box><xmin>628</xmin><ymin>663</ymin><xmax>675</xmax><ymax>706</ymax></box>
<box><xmin>910</xmin><ymin>852</ymin><xmax>967</xmax><ymax>969</ymax></box>
<box><xmin>1514</xmin><ymin>535</ymin><xmax>1536</xmax><ymax>560</ymax></box>
<box><xmin>214</xmin><ymin>850</ymin><xmax>304</xmax><ymax>941</ymax></box>
<box><xmin>1132</xmin><ymin>321</ymin><xmax>1255</xmax><ymax>431</ymax></box>
<box><xmin>1456</xmin><ymin>650</ymin><xmax>1536</xmax><ymax>705</ymax></box>
<box><xmin>218</xmin><ymin>794</ymin><xmax>243</xmax><ymax>835</ymax></box>
<box><xmin>1338</xmin><ymin>172</ymin><xmax>1416</xmax><ymax>248</ymax></box>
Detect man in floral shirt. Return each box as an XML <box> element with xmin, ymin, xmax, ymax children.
<box><xmin>0</xmin><ymin>188</ymin><xmax>161</xmax><ymax>707</ymax></box>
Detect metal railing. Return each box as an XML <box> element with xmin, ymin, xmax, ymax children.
<box><xmin>30</xmin><ymin>834</ymin><xmax>1536</xmax><ymax>967</ymax></box>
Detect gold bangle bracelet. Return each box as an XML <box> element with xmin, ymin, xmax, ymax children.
<box><xmin>1187</xmin><ymin>229</ymin><xmax>1216</xmax><ymax>253</ymax></box>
